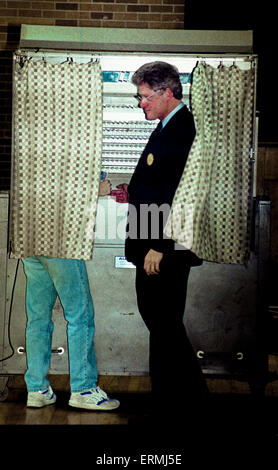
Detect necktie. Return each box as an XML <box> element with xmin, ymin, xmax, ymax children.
<box><xmin>150</xmin><ymin>121</ymin><xmax>162</xmax><ymax>140</ymax></box>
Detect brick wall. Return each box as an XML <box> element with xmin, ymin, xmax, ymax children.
<box><xmin>0</xmin><ymin>0</ymin><xmax>185</xmax><ymax>33</ymax></box>
<box><xmin>0</xmin><ymin>0</ymin><xmax>184</xmax><ymax>190</ymax></box>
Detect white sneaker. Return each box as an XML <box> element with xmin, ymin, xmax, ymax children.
<box><xmin>68</xmin><ymin>386</ymin><xmax>120</xmax><ymax>411</ymax></box>
<box><xmin>27</xmin><ymin>385</ymin><xmax>56</xmax><ymax>408</ymax></box>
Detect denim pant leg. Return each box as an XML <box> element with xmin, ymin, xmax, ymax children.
<box><xmin>38</xmin><ymin>257</ymin><xmax>98</xmax><ymax>393</ymax></box>
<box><xmin>22</xmin><ymin>257</ymin><xmax>57</xmax><ymax>392</ymax></box>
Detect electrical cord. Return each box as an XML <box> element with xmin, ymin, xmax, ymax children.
<box><xmin>0</xmin><ymin>259</ymin><xmax>19</xmax><ymax>362</ymax></box>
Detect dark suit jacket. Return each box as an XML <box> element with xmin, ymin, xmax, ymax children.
<box><xmin>125</xmin><ymin>104</ymin><xmax>202</xmax><ymax>267</ymax></box>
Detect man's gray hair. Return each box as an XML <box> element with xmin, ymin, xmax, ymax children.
<box><xmin>132</xmin><ymin>61</ymin><xmax>182</xmax><ymax>100</ymax></box>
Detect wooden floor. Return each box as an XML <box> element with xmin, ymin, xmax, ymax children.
<box><xmin>0</xmin><ymin>355</ymin><xmax>278</xmax><ymax>463</ymax></box>
<box><xmin>0</xmin><ymin>374</ymin><xmax>151</xmax><ymax>425</ymax></box>
<box><xmin>1</xmin><ymin>397</ymin><xmax>120</xmax><ymax>426</ymax></box>
<box><xmin>1</xmin><ymin>371</ymin><xmax>278</xmax><ymax>461</ymax></box>
<box><xmin>0</xmin><ymin>375</ymin><xmax>278</xmax><ymax>424</ymax></box>
<box><xmin>1</xmin><ymin>390</ymin><xmax>278</xmax><ymax>464</ymax></box>
<box><xmin>1</xmin><ymin>380</ymin><xmax>278</xmax><ymax>463</ymax></box>
<box><xmin>0</xmin><ymin>390</ymin><xmax>141</xmax><ymax>426</ymax></box>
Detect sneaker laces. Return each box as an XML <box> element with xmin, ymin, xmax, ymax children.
<box><xmin>94</xmin><ymin>386</ymin><xmax>108</xmax><ymax>399</ymax></box>
<box><xmin>40</xmin><ymin>387</ymin><xmax>54</xmax><ymax>399</ymax></box>
<box><xmin>80</xmin><ymin>386</ymin><xmax>109</xmax><ymax>405</ymax></box>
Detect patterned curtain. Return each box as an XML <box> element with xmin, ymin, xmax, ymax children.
<box><xmin>165</xmin><ymin>62</ymin><xmax>255</xmax><ymax>264</ymax></box>
<box><xmin>10</xmin><ymin>58</ymin><xmax>103</xmax><ymax>260</ymax></box>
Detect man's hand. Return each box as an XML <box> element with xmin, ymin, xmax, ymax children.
<box><xmin>99</xmin><ymin>180</ymin><xmax>111</xmax><ymax>196</ymax></box>
<box><xmin>110</xmin><ymin>183</ymin><xmax>129</xmax><ymax>203</ymax></box>
<box><xmin>144</xmin><ymin>249</ymin><xmax>163</xmax><ymax>275</ymax></box>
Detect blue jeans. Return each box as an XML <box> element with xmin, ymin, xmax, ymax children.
<box><xmin>22</xmin><ymin>256</ymin><xmax>98</xmax><ymax>392</ymax></box>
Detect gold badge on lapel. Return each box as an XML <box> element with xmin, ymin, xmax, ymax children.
<box><xmin>147</xmin><ymin>153</ymin><xmax>154</xmax><ymax>166</ymax></box>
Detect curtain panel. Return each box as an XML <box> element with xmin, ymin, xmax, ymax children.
<box><xmin>10</xmin><ymin>58</ymin><xmax>103</xmax><ymax>260</ymax></box>
<box><xmin>165</xmin><ymin>62</ymin><xmax>255</xmax><ymax>264</ymax></box>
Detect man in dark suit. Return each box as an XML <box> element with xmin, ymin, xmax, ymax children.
<box><xmin>125</xmin><ymin>62</ymin><xmax>208</xmax><ymax>419</ymax></box>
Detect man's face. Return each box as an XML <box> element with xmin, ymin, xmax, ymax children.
<box><xmin>138</xmin><ymin>83</ymin><xmax>168</xmax><ymax>121</ymax></box>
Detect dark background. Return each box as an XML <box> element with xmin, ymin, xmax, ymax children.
<box><xmin>184</xmin><ymin>0</ymin><xmax>276</xmax><ymax>143</ymax></box>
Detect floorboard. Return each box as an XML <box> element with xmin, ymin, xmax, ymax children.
<box><xmin>1</xmin><ymin>383</ymin><xmax>278</xmax><ymax>464</ymax></box>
